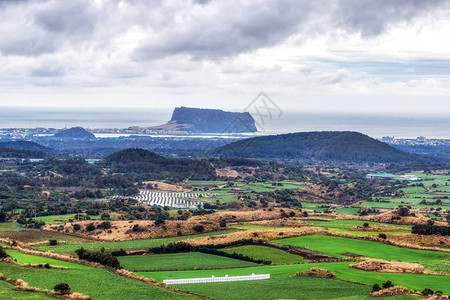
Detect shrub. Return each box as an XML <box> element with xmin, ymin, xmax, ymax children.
<box><xmin>72</xmin><ymin>224</ymin><xmax>81</xmax><ymax>231</ymax></box>
<box><xmin>398</xmin><ymin>207</ymin><xmax>410</xmax><ymax>217</ymax></box>
<box><xmin>154</xmin><ymin>218</ymin><xmax>165</xmax><ymax>226</ymax></box>
<box><xmin>372</xmin><ymin>284</ymin><xmax>381</xmax><ymax>292</ymax></box>
<box><xmin>44</xmin><ymin>263</ymin><xmax>50</xmax><ymax>269</ymax></box>
<box><xmin>111</xmin><ymin>249</ymin><xmax>127</xmax><ymax>256</ymax></box>
<box><xmin>421</xmin><ymin>288</ymin><xmax>434</xmax><ymax>296</ymax></box>
<box><xmin>295</xmin><ymin>268</ymin><xmax>335</xmax><ymax>278</ymax></box>
<box><xmin>219</xmin><ymin>219</ymin><xmax>227</xmax><ymax>227</ymax></box>
<box><xmin>192</xmin><ymin>225</ymin><xmax>204</xmax><ymax>232</ymax></box>
<box><xmin>378</xmin><ymin>233</ymin><xmax>387</xmax><ymax>239</ymax></box>
<box><xmin>382</xmin><ymin>281</ymin><xmax>394</xmax><ymax>289</ymax></box>
<box><xmin>99</xmin><ymin>221</ymin><xmax>111</xmax><ymax>230</ymax></box>
<box><xmin>363</xmin><ymin>223</ymin><xmax>369</xmax><ymax>228</ymax></box>
<box><xmin>86</xmin><ymin>223</ymin><xmax>96</xmax><ymax>231</ymax></box>
<box><xmin>132</xmin><ymin>224</ymin><xmax>140</xmax><ymax>232</ymax></box>
<box><xmin>75</xmin><ymin>247</ymin><xmax>121</xmax><ymax>269</ymax></box>
<box><xmin>49</xmin><ymin>240</ymin><xmax>57</xmax><ymax>246</ymax></box>
<box><xmin>101</xmin><ymin>213</ymin><xmax>110</xmax><ymax>220</ymax></box>
<box><xmin>0</xmin><ymin>246</ymin><xmax>9</xmax><ymax>259</ymax></box>
<box><xmin>54</xmin><ymin>283</ymin><xmax>71</xmax><ymax>295</ymax></box>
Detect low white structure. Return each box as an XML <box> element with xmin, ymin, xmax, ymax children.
<box><xmin>163</xmin><ymin>274</ymin><xmax>270</xmax><ymax>285</ymax></box>
<box><xmin>111</xmin><ymin>190</ymin><xmax>205</xmax><ymax>209</ymax></box>
<box><xmin>398</xmin><ymin>175</ymin><xmax>419</xmax><ymax>181</ymax></box>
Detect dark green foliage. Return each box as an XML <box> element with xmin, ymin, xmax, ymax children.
<box><xmin>0</xmin><ymin>209</ymin><xmax>6</xmax><ymax>222</ymax></box>
<box><xmin>75</xmin><ymin>247</ymin><xmax>121</xmax><ymax>269</ymax></box>
<box><xmin>86</xmin><ymin>223</ymin><xmax>96</xmax><ymax>231</ymax></box>
<box><xmin>192</xmin><ymin>225</ymin><xmax>204</xmax><ymax>232</ymax></box>
<box><xmin>372</xmin><ymin>284</ymin><xmax>381</xmax><ymax>292</ymax></box>
<box><xmin>421</xmin><ymin>288</ymin><xmax>434</xmax><ymax>296</ymax></box>
<box><xmin>149</xmin><ymin>239</ymin><xmax>262</xmax><ymax>254</ymax></box>
<box><xmin>378</xmin><ymin>233</ymin><xmax>387</xmax><ymax>239</ymax></box>
<box><xmin>111</xmin><ymin>249</ymin><xmax>127</xmax><ymax>256</ymax></box>
<box><xmin>198</xmin><ymin>247</ymin><xmax>271</xmax><ymax>265</ymax></box>
<box><xmin>0</xmin><ymin>246</ymin><xmax>9</xmax><ymax>258</ymax></box>
<box><xmin>72</xmin><ymin>224</ymin><xmax>81</xmax><ymax>231</ymax></box>
<box><xmin>104</xmin><ymin>148</ymin><xmax>216</xmax><ymax>181</ymax></box>
<box><xmin>49</xmin><ymin>240</ymin><xmax>58</xmax><ymax>246</ymax></box>
<box><xmin>219</xmin><ymin>219</ymin><xmax>226</xmax><ymax>227</ymax></box>
<box><xmin>213</xmin><ymin>131</ymin><xmax>425</xmax><ymax>163</ymax></box>
<box><xmin>382</xmin><ymin>281</ymin><xmax>394</xmax><ymax>289</ymax></box>
<box><xmin>412</xmin><ymin>224</ymin><xmax>450</xmax><ymax>236</ymax></box>
<box><xmin>132</xmin><ymin>224</ymin><xmax>140</xmax><ymax>232</ymax></box>
<box><xmin>98</xmin><ymin>221</ymin><xmax>111</xmax><ymax>230</ymax></box>
<box><xmin>398</xmin><ymin>207</ymin><xmax>410</xmax><ymax>217</ymax></box>
<box><xmin>53</xmin><ymin>283</ymin><xmax>71</xmax><ymax>295</ymax></box>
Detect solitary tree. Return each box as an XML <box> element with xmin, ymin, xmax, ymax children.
<box><xmin>53</xmin><ymin>283</ymin><xmax>70</xmax><ymax>295</ymax></box>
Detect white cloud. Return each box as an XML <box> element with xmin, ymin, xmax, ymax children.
<box><xmin>0</xmin><ymin>0</ymin><xmax>449</xmax><ymax>115</ymax></box>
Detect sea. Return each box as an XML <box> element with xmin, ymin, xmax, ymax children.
<box><xmin>0</xmin><ymin>106</ymin><xmax>449</xmax><ymax>139</ymax></box>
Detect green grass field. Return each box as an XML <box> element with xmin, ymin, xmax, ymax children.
<box><xmin>0</xmin><ymin>280</ymin><xmax>57</xmax><ymax>299</ymax></box>
<box><xmin>0</xmin><ymin>222</ymin><xmax>31</xmax><ymax>232</ymax></box>
<box><xmin>6</xmin><ymin>250</ymin><xmax>92</xmax><ymax>269</ymax></box>
<box><xmin>139</xmin><ymin>261</ymin><xmax>450</xmax><ymax>294</ymax></box>
<box><xmin>33</xmin><ymin>214</ymin><xmax>101</xmax><ymax>223</ymax></box>
<box><xmin>175</xmin><ymin>276</ymin><xmax>373</xmax><ymax>300</ymax></box>
<box><xmin>398</xmin><ymin>186</ymin><xmax>427</xmax><ymax>194</ymax></box>
<box><xmin>118</xmin><ymin>252</ymin><xmax>256</xmax><ymax>271</ymax></box>
<box><xmin>304</xmin><ymin>219</ymin><xmax>411</xmax><ymax>231</ymax></box>
<box><xmin>273</xmin><ymin>235</ymin><xmax>450</xmax><ymax>262</ymax></box>
<box><xmin>0</xmin><ymin>262</ymin><xmax>194</xmax><ymax>300</ymax></box>
<box><xmin>223</xmin><ymin>245</ymin><xmax>306</xmax><ymax>265</ymax></box>
<box><xmin>34</xmin><ymin>230</ymin><xmax>237</xmax><ymax>254</ymax></box>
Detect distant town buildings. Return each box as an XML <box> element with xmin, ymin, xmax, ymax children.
<box><xmin>366</xmin><ymin>173</ymin><xmax>419</xmax><ymax>181</ymax></box>
<box><xmin>380</xmin><ymin>136</ymin><xmax>449</xmax><ymax>146</ymax></box>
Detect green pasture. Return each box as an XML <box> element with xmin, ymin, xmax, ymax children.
<box><xmin>5</xmin><ymin>250</ymin><xmax>92</xmax><ymax>269</ymax></box>
<box><xmin>33</xmin><ymin>214</ymin><xmax>101</xmax><ymax>223</ymax></box>
<box><xmin>175</xmin><ymin>276</ymin><xmax>373</xmax><ymax>300</ymax></box>
<box><xmin>273</xmin><ymin>235</ymin><xmax>450</xmax><ymax>262</ymax></box>
<box><xmin>34</xmin><ymin>230</ymin><xmax>237</xmax><ymax>254</ymax></box>
<box><xmin>398</xmin><ymin>186</ymin><xmax>427</xmax><ymax>194</ymax></box>
<box><xmin>0</xmin><ymin>222</ymin><xmax>30</xmax><ymax>232</ymax></box>
<box><xmin>140</xmin><ymin>261</ymin><xmax>450</xmax><ymax>294</ymax></box>
<box><xmin>118</xmin><ymin>252</ymin><xmax>256</xmax><ymax>271</ymax></box>
<box><xmin>304</xmin><ymin>219</ymin><xmax>411</xmax><ymax>231</ymax></box>
<box><xmin>0</xmin><ymin>280</ymin><xmax>57</xmax><ymax>299</ymax></box>
<box><xmin>223</xmin><ymin>245</ymin><xmax>306</xmax><ymax>265</ymax></box>
<box><xmin>0</xmin><ymin>262</ymin><xmax>194</xmax><ymax>300</ymax></box>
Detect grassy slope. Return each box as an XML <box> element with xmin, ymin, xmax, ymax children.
<box><xmin>175</xmin><ymin>276</ymin><xmax>373</xmax><ymax>300</ymax></box>
<box><xmin>223</xmin><ymin>245</ymin><xmax>306</xmax><ymax>265</ymax></box>
<box><xmin>6</xmin><ymin>250</ymin><xmax>92</xmax><ymax>270</ymax></box>
<box><xmin>0</xmin><ymin>281</ymin><xmax>57</xmax><ymax>299</ymax></box>
<box><xmin>118</xmin><ymin>252</ymin><xmax>256</xmax><ymax>271</ymax></box>
<box><xmin>139</xmin><ymin>262</ymin><xmax>450</xmax><ymax>294</ymax></box>
<box><xmin>274</xmin><ymin>235</ymin><xmax>449</xmax><ymax>262</ymax></box>
<box><xmin>0</xmin><ymin>262</ymin><xmax>194</xmax><ymax>300</ymax></box>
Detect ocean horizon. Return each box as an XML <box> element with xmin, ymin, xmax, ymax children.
<box><xmin>0</xmin><ymin>106</ymin><xmax>449</xmax><ymax>139</ymax></box>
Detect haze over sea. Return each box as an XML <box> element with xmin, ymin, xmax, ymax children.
<box><xmin>1</xmin><ymin>106</ymin><xmax>449</xmax><ymax>139</ymax></box>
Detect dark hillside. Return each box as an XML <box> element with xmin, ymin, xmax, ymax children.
<box><xmin>212</xmin><ymin>131</ymin><xmax>426</xmax><ymax>163</ymax></box>
<box><xmin>104</xmin><ymin>148</ymin><xmax>216</xmax><ymax>181</ymax></box>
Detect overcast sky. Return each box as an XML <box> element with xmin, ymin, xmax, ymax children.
<box><xmin>0</xmin><ymin>0</ymin><xmax>450</xmax><ymax>115</ymax></box>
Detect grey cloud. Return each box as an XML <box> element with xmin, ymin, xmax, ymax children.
<box><xmin>333</xmin><ymin>0</ymin><xmax>448</xmax><ymax>37</ymax></box>
<box><xmin>133</xmin><ymin>0</ymin><xmax>313</xmax><ymax>60</ymax></box>
<box><xmin>34</xmin><ymin>0</ymin><xmax>97</xmax><ymax>35</ymax></box>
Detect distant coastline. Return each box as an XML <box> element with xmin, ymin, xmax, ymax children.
<box><xmin>1</xmin><ymin>106</ymin><xmax>449</xmax><ymax>139</ymax></box>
